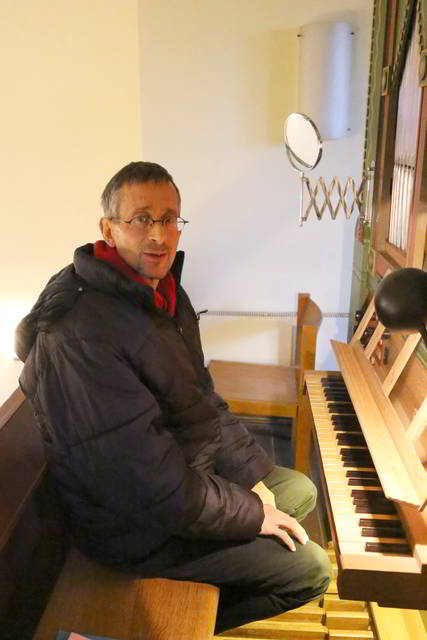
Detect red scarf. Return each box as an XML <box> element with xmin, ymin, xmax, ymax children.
<box><xmin>94</xmin><ymin>240</ymin><xmax>176</xmax><ymax>316</ymax></box>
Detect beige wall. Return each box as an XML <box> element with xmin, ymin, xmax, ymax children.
<box><xmin>1</xmin><ymin>0</ymin><xmax>140</xmax><ymax>360</ymax></box>
<box><xmin>0</xmin><ymin>0</ymin><xmax>372</xmax><ymax>377</ymax></box>
<box><xmin>138</xmin><ymin>0</ymin><xmax>373</xmax><ymax>368</ymax></box>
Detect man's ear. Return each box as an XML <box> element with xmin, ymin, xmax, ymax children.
<box><xmin>99</xmin><ymin>218</ymin><xmax>116</xmax><ymax>247</ymax></box>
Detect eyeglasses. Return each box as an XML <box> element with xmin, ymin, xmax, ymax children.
<box><xmin>111</xmin><ymin>215</ymin><xmax>189</xmax><ymax>233</ymax></box>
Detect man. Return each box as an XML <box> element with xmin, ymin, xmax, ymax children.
<box><xmin>16</xmin><ymin>161</ymin><xmax>330</xmax><ymax>633</ymax></box>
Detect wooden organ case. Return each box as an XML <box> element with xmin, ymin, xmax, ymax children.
<box><xmin>297</xmin><ymin>294</ymin><xmax>427</xmax><ymax>614</ymax></box>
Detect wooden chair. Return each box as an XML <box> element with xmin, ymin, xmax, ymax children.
<box><xmin>208</xmin><ymin>293</ymin><xmax>322</xmax><ymax>467</ymax></box>
<box><xmin>0</xmin><ymin>391</ymin><xmax>219</xmax><ymax>640</ymax></box>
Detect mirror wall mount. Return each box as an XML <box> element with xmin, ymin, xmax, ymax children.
<box><xmin>284</xmin><ymin>113</ymin><xmax>375</xmax><ymax>226</ymax></box>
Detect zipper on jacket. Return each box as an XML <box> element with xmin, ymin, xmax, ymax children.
<box><xmin>170</xmin><ymin>314</ymin><xmax>184</xmax><ymax>336</ymax></box>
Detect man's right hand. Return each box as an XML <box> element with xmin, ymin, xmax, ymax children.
<box><xmin>259</xmin><ymin>504</ymin><xmax>309</xmax><ymax>552</ymax></box>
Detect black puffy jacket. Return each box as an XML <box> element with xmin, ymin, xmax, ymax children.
<box><xmin>16</xmin><ymin>244</ymin><xmax>273</xmax><ymax>566</ymax></box>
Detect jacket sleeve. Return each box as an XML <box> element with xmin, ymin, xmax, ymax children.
<box><xmin>212</xmin><ymin>393</ymin><xmax>274</xmax><ymax>489</ymax></box>
<box><xmin>174</xmin><ymin>288</ymin><xmax>274</xmax><ymax>490</ymax></box>
<box><xmin>204</xmin><ymin>371</ymin><xmax>274</xmax><ymax>488</ymax></box>
<box><xmin>26</xmin><ymin>335</ymin><xmax>264</xmax><ymax>542</ymax></box>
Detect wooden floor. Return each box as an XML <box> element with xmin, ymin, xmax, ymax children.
<box><xmin>215</xmin><ymin>544</ymin><xmax>427</xmax><ymax>640</ymax></box>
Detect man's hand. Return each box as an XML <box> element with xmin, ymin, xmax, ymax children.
<box><xmin>251</xmin><ymin>481</ymin><xmax>276</xmax><ymax>507</ymax></box>
<box><xmin>259</xmin><ymin>504</ymin><xmax>309</xmax><ymax>552</ymax></box>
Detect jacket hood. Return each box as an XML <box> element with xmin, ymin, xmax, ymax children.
<box><xmin>15</xmin><ymin>243</ymin><xmax>185</xmax><ymax>363</ymax></box>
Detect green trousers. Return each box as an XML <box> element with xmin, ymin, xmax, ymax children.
<box><xmin>132</xmin><ymin>465</ymin><xmax>332</xmax><ymax>633</ymax></box>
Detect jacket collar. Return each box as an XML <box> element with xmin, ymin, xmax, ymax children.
<box><xmin>74</xmin><ymin>244</ymin><xmax>185</xmax><ymax>307</ymax></box>
<box><xmin>15</xmin><ymin>244</ymin><xmax>186</xmax><ymax>363</ymax></box>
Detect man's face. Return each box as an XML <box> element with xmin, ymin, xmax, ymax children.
<box><xmin>100</xmin><ymin>180</ymin><xmax>181</xmax><ymax>289</ymax></box>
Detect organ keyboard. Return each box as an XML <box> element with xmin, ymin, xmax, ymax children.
<box><xmin>298</xmin><ymin>295</ymin><xmax>427</xmax><ymax>611</ymax></box>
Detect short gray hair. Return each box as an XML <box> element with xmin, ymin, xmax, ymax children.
<box><xmin>101</xmin><ymin>161</ymin><xmax>181</xmax><ymax>218</ymax></box>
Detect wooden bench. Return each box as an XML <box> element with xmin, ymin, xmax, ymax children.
<box><xmin>0</xmin><ymin>390</ymin><xmax>219</xmax><ymax>640</ymax></box>
<box><xmin>33</xmin><ymin>548</ymin><xmax>219</xmax><ymax>640</ymax></box>
<box><xmin>208</xmin><ymin>293</ymin><xmax>322</xmax><ymax>468</ymax></box>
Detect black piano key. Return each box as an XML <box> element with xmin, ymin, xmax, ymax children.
<box><xmin>339</xmin><ymin>441</ymin><xmax>368</xmax><ymax>450</ymax></box>
<box><xmin>325</xmin><ymin>393</ymin><xmax>352</xmax><ymax>402</ymax></box>
<box><xmin>365</xmin><ymin>542</ymin><xmax>411</xmax><ymax>554</ymax></box>
<box><xmin>347</xmin><ymin>470</ymin><xmax>378</xmax><ymax>479</ymax></box>
<box><xmin>341</xmin><ymin>448</ymin><xmax>370</xmax><ymax>458</ymax></box>
<box><xmin>343</xmin><ymin>461</ymin><xmax>375</xmax><ymax>469</ymax></box>
<box><xmin>328</xmin><ymin>403</ymin><xmax>356</xmax><ymax>414</ymax></box>
<box><xmin>332</xmin><ymin>418</ymin><xmax>359</xmax><ymax>427</ymax></box>
<box><xmin>348</xmin><ymin>477</ymin><xmax>382</xmax><ymax>487</ymax></box>
<box><xmin>324</xmin><ymin>391</ymin><xmax>351</xmax><ymax>398</ymax></box>
<box><xmin>351</xmin><ymin>489</ymin><xmax>386</xmax><ymax>499</ymax></box>
<box><xmin>337</xmin><ymin>434</ymin><xmax>366</xmax><ymax>446</ymax></box>
<box><xmin>359</xmin><ymin>518</ymin><xmax>402</xmax><ymax>529</ymax></box>
<box><xmin>340</xmin><ymin>450</ymin><xmax>371</xmax><ymax>462</ymax></box>
<box><xmin>361</xmin><ymin>527</ymin><xmax>406</xmax><ymax>538</ymax></box>
<box><xmin>342</xmin><ymin>459</ymin><xmax>374</xmax><ymax>469</ymax></box>
<box><xmin>355</xmin><ymin>502</ymin><xmax>397</xmax><ymax>515</ymax></box>
<box><xmin>333</xmin><ymin>424</ymin><xmax>362</xmax><ymax>432</ymax></box>
<box><xmin>340</xmin><ymin>445</ymin><xmax>369</xmax><ymax>454</ymax></box>
<box><xmin>331</xmin><ymin>411</ymin><xmax>357</xmax><ymax>420</ymax></box>
<box><xmin>351</xmin><ymin>489</ymin><xmax>396</xmax><ymax>513</ymax></box>
<box><xmin>332</xmin><ymin>415</ymin><xmax>360</xmax><ymax>426</ymax></box>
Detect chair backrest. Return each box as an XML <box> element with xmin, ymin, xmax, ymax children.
<box><xmin>294</xmin><ymin>293</ymin><xmax>322</xmax><ymax>397</ymax></box>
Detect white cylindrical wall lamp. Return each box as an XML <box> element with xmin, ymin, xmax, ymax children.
<box><xmin>298</xmin><ymin>21</ymin><xmax>353</xmax><ymax>140</ymax></box>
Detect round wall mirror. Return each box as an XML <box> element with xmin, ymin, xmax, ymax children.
<box><xmin>284</xmin><ymin>112</ymin><xmax>323</xmax><ymax>173</ymax></box>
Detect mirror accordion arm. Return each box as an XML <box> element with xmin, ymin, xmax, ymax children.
<box><xmin>284</xmin><ymin>112</ymin><xmax>372</xmax><ymax>226</ymax></box>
